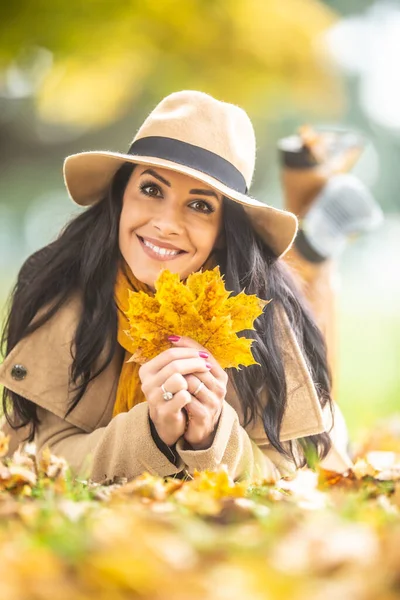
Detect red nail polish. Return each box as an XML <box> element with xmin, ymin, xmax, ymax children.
<box><xmin>205</xmin><ymin>362</ymin><xmax>212</xmax><ymax>369</ymax></box>
<box><xmin>168</xmin><ymin>335</ymin><xmax>181</xmax><ymax>342</ymax></box>
<box><xmin>199</xmin><ymin>351</ymin><xmax>209</xmax><ymax>358</ymax></box>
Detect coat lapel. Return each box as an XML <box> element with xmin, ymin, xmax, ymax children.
<box><xmin>0</xmin><ymin>294</ymin><xmax>123</xmax><ymax>434</ymax></box>
<box><xmin>225</xmin><ymin>304</ymin><xmax>325</xmax><ymax>443</ymax></box>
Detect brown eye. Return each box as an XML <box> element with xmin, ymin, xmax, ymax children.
<box><xmin>190</xmin><ymin>200</ymin><xmax>214</xmax><ymax>214</ymax></box>
<box><xmin>140</xmin><ymin>183</ymin><xmax>162</xmax><ymax>197</ymax></box>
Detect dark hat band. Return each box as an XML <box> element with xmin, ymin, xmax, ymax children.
<box><xmin>128</xmin><ymin>136</ymin><xmax>248</xmax><ymax>194</ymax></box>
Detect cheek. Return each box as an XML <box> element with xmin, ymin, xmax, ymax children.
<box><xmin>119</xmin><ymin>202</ymin><xmax>143</xmax><ymax>234</ymax></box>
<box><xmin>199</xmin><ymin>229</ymin><xmax>217</xmax><ymax>252</ymax></box>
<box><xmin>119</xmin><ymin>205</ymin><xmax>139</xmax><ymax>253</ymax></box>
<box><xmin>189</xmin><ymin>220</ymin><xmax>221</xmax><ymax>265</ymax></box>
<box><xmin>197</xmin><ymin>215</ymin><xmax>222</xmax><ymax>249</ymax></box>
<box><xmin>118</xmin><ymin>208</ymin><xmax>128</xmax><ymax>247</ymax></box>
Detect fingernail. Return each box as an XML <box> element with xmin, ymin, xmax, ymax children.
<box><xmin>199</xmin><ymin>351</ymin><xmax>209</xmax><ymax>358</ymax></box>
<box><xmin>205</xmin><ymin>362</ymin><xmax>212</xmax><ymax>369</ymax></box>
<box><xmin>168</xmin><ymin>335</ymin><xmax>181</xmax><ymax>342</ymax></box>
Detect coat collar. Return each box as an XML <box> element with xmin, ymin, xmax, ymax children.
<box><xmin>0</xmin><ymin>294</ymin><xmax>325</xmax><ymax>443</ymax></box>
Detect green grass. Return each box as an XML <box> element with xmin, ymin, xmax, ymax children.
<box><xmin>338</xmin><ymin>311</ymin><xmax>400</xmax><ymax>437</ymax></box>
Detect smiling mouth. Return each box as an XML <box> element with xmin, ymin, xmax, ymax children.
<box><xmin>137</xmin><ymin>235</ymin><xmax>187</xmax><ymax>260</ymax></box>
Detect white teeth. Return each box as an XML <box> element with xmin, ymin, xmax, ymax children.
<box><xmin>142</xmin><ymin>238</ymin><xmax>180</xmax><ymax>256</ymax></box>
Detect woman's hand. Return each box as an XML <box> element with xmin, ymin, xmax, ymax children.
<box><xmin>168</xmin><ymin>336</ymin><xmax>228</xmax><ymax>450</ymax></box>
<box><xmin>138</xmin><ymin>346</ymin><xmax>212</xmax><ymax>447</ymax></box>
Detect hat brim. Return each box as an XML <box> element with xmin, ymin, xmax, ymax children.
<box><xmin>63</xmin><ymin>151</ymin><xmax>298</xmax><ymax>258</ymax></box>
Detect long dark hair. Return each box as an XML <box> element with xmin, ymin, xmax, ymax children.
<box><xmin>1</xmin><ymin>162</ymin><xmax>332</xmax><ymax>465</ymax></box>
<box><xmin>217</xmin><ymin>202</ymin><xmax>333</xmax><ymax>464</ymax></box>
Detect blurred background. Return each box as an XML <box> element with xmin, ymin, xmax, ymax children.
<box><xmin>0</xmin><ymin>0</ymin><xmax>399</xmax><ymax>439</ymax></box>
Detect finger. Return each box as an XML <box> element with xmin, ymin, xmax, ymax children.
<box><xmin>185</xmin><ymin>373</ymin><xmax>206</xmax><ymax>396</ymax></box>
<box><xmin>187</xmin><ymin>381</ymin><xmax>221</xmax><ymax>416</ymax></box>
<box><xmin>184</xmin><ymin>373</ymin><xmax>226</xmax><ymax>410</ymax></box>
<box><xmin>185</xmin><ymin>375</ymin><xmax>211</xmax><ymax>408</ymax></box>
<box><xmin>169</xmin><ymin>337</ymin><xmax>227</xmax><ymax>383</ymax></box>
<box><xmin>153</xmin><ymin>357</ymin><xmax>211</xmax><ymax>389</ymax></box>
<box><xmin>139</xmin><ymin>347</ymin><xmax>206</xmax><ymax>381</ymax></box>
<box><xmin>185</xmin><ymin>372</ymin><xmax>221</xmax><ymax>396</ymax></box>
<box><xmin>185</xmin><ymin>374</ymin><xmax>215</xmax><ymax>405</ymax></box>
<box><xmin>159</xmin><ymin>389</ymin><xmax>192</xmax><ymax>415</ymax></box>
<box><xmin>199</xmin><ymin>357</ymin><xmax>227</xmax><ymax>384</ymax></box>
<box><xmin>184</xmin><ymin>398</ymin><xmax>208</xmax><ymax>425</ymax></box>
<box><xmin>159</xmin><ymin>372</ymin><xmax>188</xmax><ymax>398</ymax></box>
<box><xmin>168</xmin><ymin>336</ymin><xmax>206</xmax><ymax>352</ymax></box>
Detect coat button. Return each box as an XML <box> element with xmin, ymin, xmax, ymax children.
<box><xmin>11</xmin><ymin>364</ymin><xmax>27</xmax><ymax>381</ymax></box>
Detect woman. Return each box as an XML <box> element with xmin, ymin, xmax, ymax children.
<box><xmin>0</xmin><ymin>90</ymin><xmax>352</xmax><ymax>483</ymax></box>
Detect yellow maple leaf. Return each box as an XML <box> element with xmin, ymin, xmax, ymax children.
<box><xmin>124</xmin><ymin>266</ymin><xmax>270</xmax><ymax>369</ymax></box>
<box><xmin>190</xmin><ymin>466</ymin><xmax>248</xmax><ymax>498</ymax></box>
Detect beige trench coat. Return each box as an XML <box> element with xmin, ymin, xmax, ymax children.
<box><xmin>0</xmin><ymin>292</ymin><xmax>352</xmax><ymax>484</ymax></box>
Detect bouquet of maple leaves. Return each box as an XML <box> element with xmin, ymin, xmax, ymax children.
<box><xmin>123</xmin><ymin>266</ymin><xmax>270</xmax><ymax>368</ymax></box>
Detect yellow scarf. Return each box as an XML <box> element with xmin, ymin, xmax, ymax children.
<box><xmin>113</xmin><ymin>254</ymin><xmax>218</xmax><ymax>417</ymax></box>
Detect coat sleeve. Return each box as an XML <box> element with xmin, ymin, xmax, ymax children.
<box><xmin>174</xmin><ymin>399</ymin><xmax>353</xmax><ymax>482</ymax></box>
<box><xmin>318</xmin><ymin>400</ymin><xmax>354</xmax><ymax>472</ymax></box>
<box><xmin>175</xmin><ymin>401</ymin><xmax>282</xmax><ymax>482</ymax></box>
<box><xmin>34</xmin><ymin>402</ymin><xmax>185</xmax><ymax>483</ymax></box>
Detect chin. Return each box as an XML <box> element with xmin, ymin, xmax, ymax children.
<box><xmin>129</xmin><ymin>265</ymin><xmax>156</xmax><ymax>288</ymax></box>
<box><xmin>127</xmin><ymin>253</ymin><xmax>205</xmax><ymax>287</ymax></box>
<box><xmin>130</xmin><ymin>264</ymin><xmax>174</xmax><ymax>288</ymax></box>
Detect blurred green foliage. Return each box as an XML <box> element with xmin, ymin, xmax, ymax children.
<box><xmin>339</xmin><ymin>313</ymin><xmax>400</xmax><ymax>438</ymax></box>
<box><xmin>0</xmin><ymin>0</ymin><xmax>342</xmax><ymax>128</ymax></box>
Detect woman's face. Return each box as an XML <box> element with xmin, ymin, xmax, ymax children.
<box><xmin>119</xmin><ymin>165</ymin><xmax>224</xmax><ymax>289</ymax></box>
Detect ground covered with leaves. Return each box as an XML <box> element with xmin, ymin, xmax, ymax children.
<box><xmin>1</xmin><ymin>419</ymin><xmax>400</xmax><ymax>600</ymax></box>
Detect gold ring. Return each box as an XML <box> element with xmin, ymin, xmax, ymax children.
<box><xmin>193</xmin><ymin>381</ymin><xmax>204</xmax><ymax>396</ymax></box>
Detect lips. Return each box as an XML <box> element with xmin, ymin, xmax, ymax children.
<box><xmin>139</xmin><ymin>235</ymin><xmax>184</xmax><ymax>251</ymax></box>
<box><xmin>137</xmin><ymin>235</ymin><xmax>187</xmax><ymax>262</ymax></box>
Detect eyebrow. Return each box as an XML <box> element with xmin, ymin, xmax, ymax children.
<box><xmin>140</xmin><ymin>169</ymin><xmax>220</xmax><ymax>201</ymax></box>
<box><xmin>141</xmin><ymin>169</ymin><xmax>171</xmax><ymax>187</ymax></box>
<box><xmin>189</xmin><ymin>188</ymin><xmax>219</xmax><ymax>200</ymax></box>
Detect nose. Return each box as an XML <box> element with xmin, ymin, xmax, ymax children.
<box><xmin>151</xmin><ymin>201</ymin><xmax>184</xmax><ymax>237</ymax></box>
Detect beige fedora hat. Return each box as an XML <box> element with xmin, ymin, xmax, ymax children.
<box><xmin>63</xmin><ymin>90</ymin><xmax>298</xmax><ymax>258</ymax></box>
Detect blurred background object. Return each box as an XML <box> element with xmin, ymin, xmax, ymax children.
<box><xmin>0</xmin><ymin>0</ymin><xmax>399</xmax><ymax>439</ymax></box>
<box><xmin>279</xmin><ymin>126</ymin><xmax>384</xmax><ymax>404</ymax></box>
